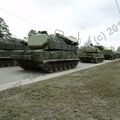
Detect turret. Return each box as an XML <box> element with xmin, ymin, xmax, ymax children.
<box><xmin>28</xmin><ymin>30</ymin><xmax>78</xmax><ymax>54</ymax></box>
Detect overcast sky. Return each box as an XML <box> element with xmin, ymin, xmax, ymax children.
<box><xmin>0</xmin><ymin>0</ymin><xmax>120</xmax><ymax>49</ymax></box>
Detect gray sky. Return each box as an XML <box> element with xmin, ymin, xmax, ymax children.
<box><xmin>0</xmin><ymin>0</ymin><xmax>120</xmax><ymax>49</ymax></box>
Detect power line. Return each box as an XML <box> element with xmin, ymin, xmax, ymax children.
<box><xmin>0</xmin><ymin>8</ymin><xmax>41</xmax><ymax>27</ymax></box>
<box><xmin>115</xmin><ymin>0</ymin><xmax>120</xmax><ymax>15</ymax></box>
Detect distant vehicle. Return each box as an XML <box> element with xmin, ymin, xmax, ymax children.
<box><xmin>13</xmin><ymin>30</ymin><xmax>79</xmax><ymax>72</ymax></box>
<box><xmin>116</xmin><ymin>52</ymin><xmax>120</xmax><ymax>58</ymax></box>
<box><xmin>78</xmin><ymin>45</ymin><xmax>104</xmax><ymax>63</ymax></box>
<box><xmin>102</xmin><ymin>49</ymin><xmax>116</xmax><ymax>60</ymax></box>
<box><xmin>0</xmin><ymin>17</ymin><xmax>27</xmax><ymax>67</ymax></box>
<box><xmin>94</xmin><ymin>46</ymin><xmax>116</xmax><ymax>60</ymax></box>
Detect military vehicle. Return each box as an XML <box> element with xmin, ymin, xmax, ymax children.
<box><xmin>78</xmin><ymin>45</ymin><xmax>104</xmax><ymax>63</ymax></box>
<box><xmin>95</xmin><ymin>46</ymin><xmax>116</xmax><ymax>60</ymax></box>
<box><xmin>102</xmin><ymin>49</ymin><xmax>116</xmax><ymax>60</ymax></box>
<box><xmin>13</xmin><ymin>30</ymin><xmax>79</xmax><ymax>72</ymax></box>
<box><xmin>0</xmin><ymin>17</ymin><xmax>27</xmax><ymax>67</ymax></box>
<box><xmin>0</xmin><ymin>37</ymin><xmax>27</xmax><ymax>67</ymax></box>
<box><xmin>116</xmin><ymin>52</ymin><xmax>120</xmax><ymax>58</ymax></box>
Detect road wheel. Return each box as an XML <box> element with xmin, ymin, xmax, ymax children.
<box><xmin>44</xmin><ymin>63</ymin><xmax>54</xmax><ymax>73</ymax></box>
<box><xmin>54</xmin><ymin>64</ymin><xmax>59</xmax><ymax>72</ymax></box>
<box><xmin>95</xmin><ymin>59</ymin><xmax>99</xmax><ymax>63</ymax></box>
<box><xmin>58</xmin><ymin>64</ymin><xmax>63</xmax><ymax>71</ymax></box>
<box><xmin>62</xmin><ymin>63</ymin><xmax>67</xmax><ymax>70</ymax></box>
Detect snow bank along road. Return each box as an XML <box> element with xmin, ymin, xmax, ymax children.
<box><xmin>0</xmin><ymin>60</ymin><xmax>119</xmax><ymax>91</ymax></box>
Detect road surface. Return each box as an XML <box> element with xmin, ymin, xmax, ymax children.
<box><xmin>0</xmin><ymin>60</ymin><xmax>118</xmax><ymax>91</ymax></box>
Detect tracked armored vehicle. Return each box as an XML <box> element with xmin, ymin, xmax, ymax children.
<box><xmin>102</xmin><ymin>49</ymin><xmax>116</xmax><ymax>60</ymax></box>
<box><xmin>95</xmin><ymin>46</ymin><xmax>116</xmax><ymax>60</ymax></box>
<box><xmin>116</xmin><ymin>52</ymin><xmax>120</xmax><ymax>58</ymax></box>
<box><xmin>0</xmin><ymin>18</ymin><xmax>27</xmax><ymax>67</ymax></box>
<box><xmin>13</xmin><ymin>30</ymin><xmax>79</xmax><ymax>72</ymax></box>
<box><xmin>0</xmin><ymin>37</ymin><xmax>27</xmax><ymax>67</ymax></box>
<box><xmin>78</xmin><ymin>45</ymin><xmax>104</xmax><ymax>63</ymax></box>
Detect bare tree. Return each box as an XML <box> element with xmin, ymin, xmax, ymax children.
<box><xmin>117</xmin><ymin>46</ymin><xmax>120</xmax><ymax>52</ymax></box>
<box><xmin>110</xmin><ymin>46</ymin><xmax>115</xmax><ymax>51</ymax></box>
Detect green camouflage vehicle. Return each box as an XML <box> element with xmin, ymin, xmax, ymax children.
<box><xmin>0</xmin><ymin>37</ymin><xmax>27</xmax><ymax>67</ymax></box>
<box><xmin>102</xmin><ymin>49</ymin><xmax>116</xmax><ymax>60</ymax></box>
<box><xmin>116</xmin><ymin>52</ymin><xmax>120</xmax><ymax>58</ymax></box>
<box><xmin>78</xmin><ymin>45</ymin><xmax>104</xmax><ymax>63</ymax></box>
<box><xmin>95</xmin><ymin>46</ymin><xmax>116</xmax><ymax>60</ymax></box>
<box><xmin>13</xmin><ymin>30</ymin><xmax>79</xmax><ymax>72</ymax></box>
<box><xmin>0</xmin><ymin>18</ymin><xmax>27</xmax><ymax>67</ymax></box>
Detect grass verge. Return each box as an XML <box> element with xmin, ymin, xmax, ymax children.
<box><xmin>0</xmin><ymin>60</ymin><xmax>120</xmax><ymax>120</ymax></box>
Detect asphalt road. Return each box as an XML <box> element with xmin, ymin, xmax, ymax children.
<box><xmin>0</xmin><ymin>60</ymin><xmax>118</xmax><ymax>91</ymax></box>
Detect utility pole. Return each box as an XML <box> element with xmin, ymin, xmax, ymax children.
<box><xmin>115</xmin><ymin>0</ymin><xmax>120</xmax><ymax>15</ymax></box>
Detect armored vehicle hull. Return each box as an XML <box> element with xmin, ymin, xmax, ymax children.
<box><xmin>0</xmin><ymin>17</ymin><xmax>27</xmax><ymax>67</ymax></box>
<box><xmin>13</xmin><ymin>30</ymin><xmax>79</xmax><ymax>72</ymax></box>
<box><xmin>116</xmin><ymin>52</ymin><xmax>120</xmax><ymax>58</ymax></box>
<box><xmin>78</xmin><ymin>46</ymin><xmax>104</xmax><ymax>63</ymax></box>
<box><xmin>102</xmin><ymin>50</ymin><xmax>116</xmax><ymax>60</ymax></box>
<box><xmin>0</xmin><ymin>37</ymin><xmax>27</xmax><ymax>67</ymax></box>
<box><xmin>94</xmin><ymin>46</ymin><xmax>116</xmax><ymax>60</ymax></box>
<box><xmin>15</xmin><ymin>50</ymin><xmax>78</xmax><ymax>72</ymax></box>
